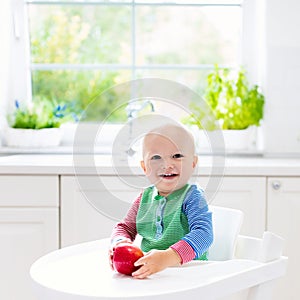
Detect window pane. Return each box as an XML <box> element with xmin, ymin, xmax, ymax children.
<box><xmin>28</xmin><ymin>4</ymin><xmax>132</xmax><ymax>64</ymax></box>
<box><xmin>136</xmin><ymin>6</ymin><xmax>240</xmax><ymax>65</ymax></box>
<box><xmin>31</xmin><ymin>70</ymin><xmax>131</xmax><ymax>121</ymax></box>
<box><xmin>136</xmin><ymin>69</ymin><xmax>210</xmax><ymax>96</ymax></box>
<box><xmin>135</xmin><ymin>69</ymin><xmax>210</xmax><ymax>123</ymax></box>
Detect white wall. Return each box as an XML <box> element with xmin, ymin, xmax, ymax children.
<box><xmin>263</xmin><ymin>0</ymin><xmax>300</xmax><ymax>156</ymax></box>
<box><xmin>0</xmin><ymin>0</ymin><xmax>13</xmax><ymax>131</ymax></box>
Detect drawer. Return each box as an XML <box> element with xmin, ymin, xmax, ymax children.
<box><xmin>71</xmin><ymin>175</ymin><xmax>143</xmax><ymax>205</ymax></box>
<box><xmin>0</xmin><ymin>175</ymin><xmax>59</xmax><ymax>207</ymax></box>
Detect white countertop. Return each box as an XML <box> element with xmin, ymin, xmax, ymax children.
<box><xmin>0</xmin><ymin>154</ymin><xmax>299</xmax><ymax>176</ymax></box>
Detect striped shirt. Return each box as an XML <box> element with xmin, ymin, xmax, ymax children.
<box><xmin>111</xmin><ymin>184</ymin><xmax>213</xmax><ymax>264</ymax></box>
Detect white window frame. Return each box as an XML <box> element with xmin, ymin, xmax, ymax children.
<box><xmin>8</xmin><ymin>0</ymin><xmax>252</xmax><ymax>104</ymax></box>
<box><xmin>5</xmin><ymin>0</ymin><xmax>32</xmax><ymax>106</ymax></box>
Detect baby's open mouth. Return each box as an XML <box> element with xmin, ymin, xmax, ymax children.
<box><xmin>159</xmin><ymin>173</ymin><xmax>178</xmax><ymax>178</ymax></box>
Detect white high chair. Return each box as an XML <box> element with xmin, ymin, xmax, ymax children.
<box><xmin>208</xmin><ymin>205</ymin><xmax>244</xmax><ymax>261</ymax></box>
<box><xmin>30</xmin><ymin>206</ymin><xmax>288</xmax><ymax>300</ymax></box>
<box><xmin>208</xmin><ymin>205</ymin><xmax>287</xmax><ymax>299</ymax></box>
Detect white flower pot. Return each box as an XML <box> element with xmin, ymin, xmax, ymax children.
<box><xmin>190</xmin><ymin>125</ymin><xmax>259</xmax><ymax>153</ymax></box>
<box><xmin>3</xmin><ymin>127</ymin><xmax>62</xmax><ymax>147</ymax></box>
<box><xmin>221</xmin><ymin>126</ymin><xmax>258</xmax><ymax>151</ymax></box>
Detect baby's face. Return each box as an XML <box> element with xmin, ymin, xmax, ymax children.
<box><xmin>141</xmin><ymin>132</ymin><xmax>198</xmax><ymax>196</ymax></box>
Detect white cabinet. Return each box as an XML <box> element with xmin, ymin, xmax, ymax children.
<box><xmin>0</xmin><ymin>176</ymin><xmax>59</xmax><ymax>300</ymax></box>
<box><xmin>267</xmin><ymin>177</ymin><xmax>300</xmax><ymax>300</ymax></box>
<box><xmin>196</xmin><ymin>176</ymin><xmax>266</xmax><ymax>237</ymax></box>
<box><xmin>61</xmin><ymin>175</ymin><xmax>141</xmax><ymax>247</ymax></box>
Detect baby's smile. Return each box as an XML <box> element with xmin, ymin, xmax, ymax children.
<box><xmin>159</xmin><ymin>173</ymin><xmax>179</xmax><ymax>178</ymax></box>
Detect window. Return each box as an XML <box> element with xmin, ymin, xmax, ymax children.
<box><xmin>13</xmin><ymin>0</ymin><xmax>242</xmax><ymax>122</ymax></box>
<box><xmin>10</xmin><ymin>0</ymin><xmax>243</xmax><ymax>121</ymax></box>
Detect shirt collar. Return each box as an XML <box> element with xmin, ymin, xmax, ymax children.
<box><xmin>153</xmin><ymin>184</ymin><xmax>190</xmax><ymax>201</ymax></box>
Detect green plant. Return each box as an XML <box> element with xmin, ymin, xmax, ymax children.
<box><xmin>189</xmin><ymin>65</ymin><xmax>265</xmax><ymax>130</ymax></box>
<box><xmin>8</xmin><ymin>98</ymin><xmax>78</xmax><ymax>129</ymax></box>
<box><xmin>30</xmin><ymin>8</ymin><xmax>128</xmax><ymax>122</ymax></box>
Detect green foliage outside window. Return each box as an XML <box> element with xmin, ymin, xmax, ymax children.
<box><xmin>30</xmin><ymin>6</ymin><xmax>130</xmax><ymax>122</ymax></box>
<box><xmin>28</xmin><ymin>4</ymin><xmax>240</xmax><ymax>123</ymax></box>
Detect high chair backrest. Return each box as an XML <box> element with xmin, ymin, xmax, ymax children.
<box><xmin>207</xmin><ymin>205</ymin><xmax>244</xmax><ymax>261</ymax></box>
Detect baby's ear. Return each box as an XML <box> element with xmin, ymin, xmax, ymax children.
<box><xmin>140</xmin><ymin>160</ymin><xmax>146</xmax><ymax>172</ymax></box>
<box><xmin>192</xmin><ymin>155</ymin><xmax>198</xmax><ymax>168</ymax></box>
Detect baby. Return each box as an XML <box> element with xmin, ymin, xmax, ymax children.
<box><xmin>109</xmin><ymin>123</ymin><xmax>213</xmax><ymax>279</ymax></box>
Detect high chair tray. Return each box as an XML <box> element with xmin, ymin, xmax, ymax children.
<box><xmin>30</xmin><ymin>238</ymin><xmax>287</xmax><ymax>300</ymax></box>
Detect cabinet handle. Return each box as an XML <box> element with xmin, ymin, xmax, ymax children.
<box><xmin>272</xmin><ymin>181</ymin><xmax>281</xmax><ymax>190</ymax></box>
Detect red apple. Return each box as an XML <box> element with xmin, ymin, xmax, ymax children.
<box><xmin>112</xmin><ymin>243</ymin><xmax>144</xmax><ymax>275</ymax></box>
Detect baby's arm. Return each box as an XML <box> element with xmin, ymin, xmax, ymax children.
<box><xmin>180</xmin><ymin>188</ymin><xmax>213</xmax><ymax>259</ymax></box>
<box><xmin>110</xmin><ymin>193</ymin><xmax>142</xmax><ymax>243</ymax></box>
<box><xmin>109</xmin><ymin>193</ymin><xmax>142</xmax><ymax>269</ymax></box>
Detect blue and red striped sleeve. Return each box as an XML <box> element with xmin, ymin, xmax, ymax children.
<box><xmin>179</xmin><ymin>186</ymin><xmax>213</xmax><ymax>261</ymax></box>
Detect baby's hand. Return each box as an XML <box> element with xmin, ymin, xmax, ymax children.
<box><xmin>132</xmin><ymin>248</ymin><xmax>181</xmax><ymax>279</ymax></box>
<box><xmin>108</xmin><ymin>238</ymin><xmax>132</xmax><ymax>270</ymax></box>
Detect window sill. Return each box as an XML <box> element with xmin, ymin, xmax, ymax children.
<box><xmin>0</xmin><ymin>123</ymin><xmax>264</xmax><ymax>157</ymax></box>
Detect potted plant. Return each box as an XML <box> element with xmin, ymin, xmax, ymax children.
<box><xmin>4</xmin><ymin>98</ymin><xmax>77</xmax><ymax>147</ymax></box>
<box><xmin>188</xmin><ymin>65</ymin><xmax>265</xmax><ymax>151</ymax></box>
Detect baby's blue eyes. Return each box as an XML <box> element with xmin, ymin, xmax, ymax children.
<box><xmin>150</xmin><ymin>153</ymin><xmax>184</xmax><ymax>160</ymax></box>
<box><xmin>151</xmin><ymin>155</ymin><xmax>161</xmax><ymax>160</ymax></box>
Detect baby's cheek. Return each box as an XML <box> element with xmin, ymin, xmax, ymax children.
<box><xmin>145</xmin><ymin>166</ymin><xmax>153</xmax><ymax>177</ymax></box>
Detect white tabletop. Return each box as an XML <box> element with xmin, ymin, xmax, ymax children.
<box><xmin>30</xmin><ymin>239</ymin><xmax>287</xmax><ymax>300</ymax></box>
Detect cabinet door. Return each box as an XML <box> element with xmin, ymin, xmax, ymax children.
<box><xmin>0</xmin><ymin>175</ymin><xmax>58</xmax><ymax>206</ymax></box>
<box><xmin>267</xmin><ymin>177</ymin><xmax>300</xmax><ymax>300</ymax></box>
<box><xmin>0</xmin><ymin>208</ymin><xmax>59</xmax><ymax>300</ymax></box>
<box><xmin>196</xmin><ymin>176</ymin><xmax>266</xmax><ymax>237</ymax></box>
<box><xmin>61</xmin><ymin>175</ymin><xmax>141</xmax><ymax>247</ymax></box>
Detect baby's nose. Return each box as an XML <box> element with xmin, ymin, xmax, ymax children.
<box><xmin>162</xmin><ymin>157</ymin><xmax>174</xmax><ymax>169</ymax></box>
